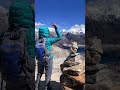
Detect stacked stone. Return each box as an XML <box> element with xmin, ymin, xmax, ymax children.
<box><xmin>60</xmin><ymin>42</ymin><xmax>85</xmax><ymax>90</ymax></box>
<box><xmin>85</xmin><ymin>36</ymin><xmax>112</xmax><ymax>90</ymax></box>
<box><xmin>60</xmin><ymin>62</ymin><xmax>85</xmax><ymax>90</ymax></box>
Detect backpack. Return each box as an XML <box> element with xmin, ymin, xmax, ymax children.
<box><xmin>0</xmin><ymin>30</ymin><xmax>25</xmax><ymax>81</ymax></box>
<box><xmin>35</xmin><ymin>38</ymin><xmax>51</xmax><ymax>61</ymax></box>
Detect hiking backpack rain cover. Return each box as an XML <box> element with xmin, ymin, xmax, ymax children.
<box><xmin>0</xmin><ymin>31</ymin><xmax>25</xmax><ymax>81</ymax></box>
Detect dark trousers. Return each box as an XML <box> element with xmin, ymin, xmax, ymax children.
<box><xmin>36</xmin><ymin>59</ymin><xmax>53</xmax><ymax>90</ymax></box>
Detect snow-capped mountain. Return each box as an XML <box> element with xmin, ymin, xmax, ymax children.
<box><xmin>61</xmin><ymin>24</ymin><xmax>85</xmax><ymax>35</ymax></box>
<box><xmin>35</xmin><ymin>24</ymin><xmax>85</xmax><ymax>48</ymax></box>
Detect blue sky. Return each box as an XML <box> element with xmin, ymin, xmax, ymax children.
<box><xmin>35</xmin><ymin>0</ymin><xmax>85</xmax><ymax>30</ymax></box>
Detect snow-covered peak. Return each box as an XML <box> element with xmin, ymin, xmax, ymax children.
<box><xmin>35</xmin><ymin>24</ymin><xmax>85</xmax><ymax>37</ymax></box>
<box><xmin>61</xmin><ymin>24</ymin><xmax>85</xmax><ymax>35</ymax></box>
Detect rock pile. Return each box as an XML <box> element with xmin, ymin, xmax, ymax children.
<box><xmin>60</xmin><ymin>42</ymin><xmax>85</xmax><ymax>90</ymax></box>
<box><xmin>85</xmin><ymin>36</ymin><xmax>116</xmax><ymax>90</ymax></box>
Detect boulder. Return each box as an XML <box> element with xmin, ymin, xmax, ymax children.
<box><xmin>85</xmin><ymin>80</ymin><xmax>114</xmax><ymax>90</ymax></box>
<box><xmin>62</xmin><ymin>64</ymin><xmax>84</xmax><ymax>76</ymax></box>
<box><xmin>60</xmin><ymin>74</ymin><xmax>85</xmax><ymax>88</ymax></box>
<box><xmin>86</xmin><ymin>36</ymin><xmax>103</xmax><ymax>54</ymax></box>
<box><xmin>86</xmin><ymin>64</ymin><xmax>107</xmax><ymax>75</ymax></box>
<box><xmin>64</xmin><ymin>60</ymin><xmax>80</xmax><ymax>67</ymax></box>
<box><xmin>60</xmin><ymin>74</ymin><xmax>77</xmax><ymax>88</ymax></box>
<box><xmin>86</xmin><ymin>64</ymin><xmax>107</xmax><ymax>72</ymax></box>
<box><xmin>86</xmin><ymin>50</ymin><xmax>101</xmax><ymax>65</ymax></box>
<box><xmin>86</xmin><ymin>75</ymin><xmax>96</xmax><ymax>84</ymax></box>
<box><xmin>85</xmin><ymin>84</ymin><xmax>95</xmax><ymax>90</ymax></box>
<box><xmin>94</xmin><ymin>80</ymin><xmax>113</xmax><ymax>90</ymax></box>
<box><xmin>69</xmin><ymin>74</ymin><xmax>85</xmax><ymax>85</ymax></box>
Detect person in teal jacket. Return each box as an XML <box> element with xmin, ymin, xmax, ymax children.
<box><xmin>36</xmin><ymin>23</ymin><xmax>62</xmax><ymax>90</ymax></box>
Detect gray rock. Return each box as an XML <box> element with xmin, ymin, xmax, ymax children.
<box><xmin>86</xmin><ymin>50</ymin><xmax>102</xmax><ymax>65</ymax></box>
<box><xmin>62</xmin><ymin>64</ymin><xmax>84</xmax><ymax>76</ymax></box>
<box><xmin>64</xmin><ymin>60</ymin><xmax>80</xmax><ymax>67</ymax></box>
<box><xmin>60</xmin><ymin>74</ymin><xmax>85</xmax><ymax>88</ymax></box>
<box><xmin>107</xmin><ymin>62</ymin><xmax>120</xmax><ymax>72</ymax></box>
<box><xmin>86</xmin><ymin>37</ymin><xmax>103</xmax><ymax>54</ymax></box>
<box><xmin>86</xmin><ymin>64</ymin><xmax>107</xmax><ymax>75</ymax></box>
<box><xmin>85</xmin><ymin>84</ymin><xmax>95</xmax><ymax>90</ymax></box>
<box><xmin>94</xmin><ymin>80</ymin><xmax>113</xmax><ymax>90</ymax></box>
<box><xmin>60</xmin><ymin>74</ymin><xmax>78</xmax><ymax>88</ymax></box>
<box><xmin>86</xmin><ymin>75</ymin><xmax>96</xmax><ymax>84</ymax></box>
<box><xmin>86</xmin><ymin>81</ymin><xmax>113</xmax><ymax>90</ymax></box>
<box><xmin>95</xmin><ymin>69</ymin><xmax>111</xmax><ymax>83</ymax></box>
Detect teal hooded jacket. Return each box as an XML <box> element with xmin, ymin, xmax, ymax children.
<box><xmin>39</xmin><ymin>26</ymin><xmax>62</xmax><ymax>59</ymax></box>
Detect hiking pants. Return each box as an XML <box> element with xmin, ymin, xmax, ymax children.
<box><xmin>36</xmin><ymin>58</ymin><xmax>53</xmax><ymax>90</ymax></box>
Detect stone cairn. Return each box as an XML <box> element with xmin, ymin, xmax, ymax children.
<box><xmin>60</xmin><ymin>42</ymin><xmax>85</xmax><ymax>90</ymax></box>
<box><xmin>85</xmin><ymin>36</ymin><xmax>111</xmax><ymax>90</ymax></box>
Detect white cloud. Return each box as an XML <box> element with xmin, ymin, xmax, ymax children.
<box><xmin>48</xmin><ymin>27</ymin><xmax>58</xmax><ymax>36</ymax></box>
<box><xmin>48</xmin><ymin>27</ymin><xmax>55</xmax><ymax>33</ymax></box>
<box><xmin>35</xmin><ymin>22</ymin><xmax>45</xmax><ymax>26</ymax></box>
<box><xmin>61</xmin><ymin>24</ymin><xmax>85</xmax><ymax>35</ymax></box>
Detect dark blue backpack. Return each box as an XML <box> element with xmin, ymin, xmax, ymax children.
<box><xmin>35</xmin><ymin>38</ymin><xmax>46</xmax><ymax>61</ymax></box>
<box><xmin>35</xmin><ymin>38</ymin><xmax>51</xmax><ymax>61</ymax></box>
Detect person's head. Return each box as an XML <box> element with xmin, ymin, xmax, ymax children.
<box><xmin>39</xmin><ymin>26</ymin><xmax>50</xmax><ymax>38</ymax></box>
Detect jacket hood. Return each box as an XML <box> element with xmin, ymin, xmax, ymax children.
<box><xmin>39</xmin><ymin>26</ymin><xmax>50</xmax><ymax>38</ymax></box>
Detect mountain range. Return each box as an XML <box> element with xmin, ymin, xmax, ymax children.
<box><xmin>35</xmin><ymin>27</ymin><xmax>85</xmax><ymax>49</ymax></box>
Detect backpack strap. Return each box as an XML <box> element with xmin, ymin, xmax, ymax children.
<box><xmin>43</xmin><ymin>38</ymin><xmax>47</xmax><ymax>51</ymax></box>
<box><xmin>43</xmin><ymin>38</ymin><xmax>52</xmax><ymax>58</ymax></box>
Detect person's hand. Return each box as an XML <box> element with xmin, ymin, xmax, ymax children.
<box><xmin>51</xmin><ymin>22</ymin><xmax>57</xmax><ymax>29</ymax></box>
